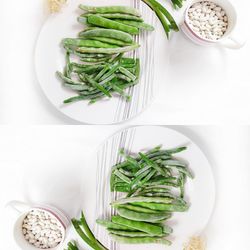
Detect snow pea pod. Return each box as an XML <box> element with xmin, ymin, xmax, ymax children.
<box><xmin>112</xmin><ymin>204</ymin><xmax>164</xmax><ymax>214</ymax></box>
<box><xmin>87</xmin><ymin>15</ymin><xmax>139</xmax><ymax>35</ymax></box>
<box><xmin>111</xmin><ymin>196</ymin><xmax>173</xmax><ymax>205</ymax></box>
<box><xmin>111</xmin><ymin>216</ymin><xmax>163</xmax><ymax>236</ymax></box>
<box><xmin>114</xmin><ymin>19</ymin><xmax>155</xmax><ymax>31</ymax></box>
<box><xmin>79</xmin><ymin>5</ymin><xmax>142</xmax><ymax>17</ymax></box>
<box><xmin>87</xmin><ymin>37</ymin><xmax>132</xmax><ymax>46</ymax></box>
<box><xmin>132</xmin><ymin>202</ymin><xmax>189</xmax><ymax>212</ymax></box>
<box><xmin>110</xmin><ymin>234</ymin><xmax>171</xmax><ymax>245</ymax></box>
<box><xmin>108</xmin><ymin>229</ymin><xmax>167</xmax><ymax>237</ymax></box>
<box><xmin>77</xmin><ymin>44</ymin><xmax>140</xmax><ymax>54</ymax></box>
<box><xmin>116</xmin><ymin>207</ymin><xmax>171</xmax><ymax>222</ymax></box>
<box><xmin>63</xmin><ymin>38</ymin><xmax>119</xmax><ymax>48</ymax></box>
<box><xmin>79</xmin><ymin>28</ymin><xmax>134</xmax><ymax>43</ymax></box>
<box><xmin>81</xmin><ymin>13</ymin><xmax>144</xmax><ymax>22</ymax></box>
<box><xmin>96</xmin><ymin>219</ymin><xmax>137</xmax><ymax>231</ymax></box>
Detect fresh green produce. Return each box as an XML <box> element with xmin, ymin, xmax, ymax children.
<box><xmin>110</xmin><ymin>234</ymin><xmax>171</xmax><ymax>245</ymax></box>
<box><xmin>57</xmin><ymin>5</ymin><xmax>154</xmax><ymax>104</ymax></box>
<box><xmin>69</xmin><ymin>212</ymin><xmax>108</xmax><ymax>250</ymax></box>
<box><xmin>171</xmin><ymin>0</ymin><xmax>185</xmax><ymax>9</ymax></box>
<box><xmin>97</xmin><ymin>145</ymin><xmax>194</xmax><ymax>245</ymax></box>
<box><xmin>79</xmin><ymin>5</ymin><xmax>142</xmax><ymax>17</ymax></box>
<box><xmin>65</xmin><ymin>241</ymin><xmax>79</xmax><ymax>250</ymax></box>
<box><xmin>141</xmin><ymin>0</ymin><xmax>178</xmax><ymax>38</ymax></box>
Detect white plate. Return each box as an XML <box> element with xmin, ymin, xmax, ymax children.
<box><xmin>93</xmin><ymin>126</ymin><xmax>216</xmax><ymax>250</ymax></box>
<box><xmin>35</xmin><ymin>0</ymin><xmax>157</xmax><ymax>124</ymax></box>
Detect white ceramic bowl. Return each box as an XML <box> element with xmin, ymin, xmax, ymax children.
<box><xmin>6</xmin><ymin>201</ymin><xmax>70</xmax><ymax>250</ymax></box>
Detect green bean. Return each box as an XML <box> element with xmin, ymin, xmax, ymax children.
<box><xmin>87</xmin><ymin>37</ymin><xmax>132</xmax><ymax>46</ymax></box>
<box><xmin>166</xmin><ymin>146</ymin><xmax>187</xmax><ymax>154</ymax></box>
<box><xmin>64</xmin><ymin>83</ymin><xmax>90</xmax><ymax>91</ymax></box>
<box><xmin>114</xmin><ymin>184</ymin><xmax>130</xmax><ymax>192</ymax></box>
<box><xmin>118</xmin><ymin>168</ymin><xmax>134</xmax><ymax>177</ymax></box>
<box><xmin>162</xmin><ymin>161</ymin><xmax>193</xmax><ymax>179</ymax></box>
<box><xmin>99</xmin><ymin>62</ymin><xmax>120</xmax><ymax>81</ymax></box>
<box><xmin>57</xmin><ymin>71</ymin><xmax>84</xmax><ymax>85</ymax></box>
<box><xmin>79</xmin><ymin>211</ymin><xmax>96</xmax><ymax>242</ymax></box>
<box><xmin>75</xmin><ymin>53</ymin><xmax>109</xmax><ymax>58</ymax></box>
<box><xmin>110</xmin><ymin>234</ymin><xmax>171</xmax><ymax>245</ymax></box>
<box><xmin>65</xmin><ymin>51</ymin><xmax>71</xmax><ymax>78</ymax></box>
<box><xmin>132</xmin><ymin>202</ymin><xmax>189</xmax><ymax>212</ymax></box>
<box><xmin>142</xmin><ymin>187</ymin><xmax>172</xmax><ymax>193</ymax></box>
<box><xmin>111</xmin><ymin>216</ymin><xmax>163</xmax><ymax>236</ymax></box>
<box><xmin>80</xmin><ymin>57</ymin><xmax>111</xmax><ymax>63</ymax></box>
<box><xmin>179</xmin><ymin>173</ymin><xmax>186</xmax><ymax>198</ymax></box>
<box><xmin>112</xmin><ymin>204</ymin><xmax>163</xmax><ymax>214</ymax></box>
<box><xmin>118</xmin><ymin>67</ymin><xmax>137</xmax><ymax>81</ymax></box>
<box><xmin>67</xmin><ymin>241</ymin><xmax>79</xmax><ymax>250</ymax></box>
<box><xmin>71</xmin><ymin>63</ymin><xmax>106</xmax><ymax>74</ymax></box>
<box><xmin>79</xmin><ymin>28</ymin><xmax>134</xmax><ymax>43</ymax></box>
<box><xmin>130</xmin><ymin>169</ymin><xmax>151</xmax><ymax>190</ymax></box>
<box><xmin>79</xmin><ymin>5</ymin><xmax>142</xmax><ymax>17</ymax></box>
<box><xmin>129</xmin><ymin>169</ymin><xmax>157</xmax><ymax>196</ymax></box>
<box><xmin>63</xmin><ymin>38</ymin><xmax>119</xmax><ymax>48</ymax></box>
<box><xmin>120</xmin><ymin>58</ymin><xmax>136</xmax><ymax>64</ymax></box>
<box><xmin>110</xmin><ymin>81</ymin><xmax>131</xmax><ymax>101</ymax></box>
<box><xmin>84</xmin><ymin>74</ymin><xmax>111</xmax><ymax>97</ymax></box>
<box><xmin>139</xmin><ymin>153</ymin><xmax>165</xmax><ymax>176</ymax></box>
<box><xmin>114</xmin><ymin>19</ymin><xmax>155</xmax><ymax>31</ymax></box>
<box><xmin>116</xmin><ymin>73</ymin><xmax>132</xmax><ymax>82</ymax></box>
<box><xmin>77</xmin><ymin>44</ymin><xmax>140</xmax><ymax>54</ymax></box>
<box><xmin>96</xmin><ymin>219</ymin><xmax>137</xmax><ymax>231</ymax></box>
<box><xmin>134</xmin><ymin>165</ymin><xmax>151</xmax><ymax>177</ymax></box>
<box><xmin>116</xmin><ymin>207</ymin><xmax>171</xmax><ymax>222</ymax></box>
<box><xmin>144</xmin><ymin>0</ymin><xmax>178</xmax><ymax>31</ymax></box>
<box><xmin>87</xmin><ymin>15</ymin><xmax>139</xmax><ymax>35</ymax></box>
<box><xmin>111</xmin><ymin>196</ymin><xmax>173</xmax><ymax>205</ymax></box>
<box><xmin>71</xmin><ymin>219</ymin><xmax>99</xmax><ymax>250</ymax></box>
<box><xmin>98</xmin><ymin>74</ymin><xmax>115</xmax><ymax>85</ymax></box>
<box><xmin>108</xmin><ymin>229</ymin><xmax>167</xmax><ymax>238</ymax></box>
<box><xmin>81</xmin><ymin>13</ymin><xmax>144</xmax><ymax>22</ymax></box>
<box><xmin>119</xmin><ymin>149</ymin><xmax>140</xmax><ymax>168</ymax></box>
<box><xmin>114</xmin><ymin>169</ymin><xmax>131</xmax><ymax>184</ymax></box>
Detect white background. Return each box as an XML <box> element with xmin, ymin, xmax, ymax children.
<box><xmin>0</xmin><ymin>126</ymin><xmax>250</xmax><ymax>250</ymax></box>
<box><xmin>0</xmin><ymin>0</ymin><xmax>250</xmax><ymax>125</ymax></box>
<box><xmin>0</xmin><ymin>0</ymin><xmax>250</xmax><ymax>249</ymax></box>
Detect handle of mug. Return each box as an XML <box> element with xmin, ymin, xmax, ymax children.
<box><xmin>5</xmin><ymin>200</ymin><xmax>31</xmax><ymax>216</ymax></box>
<box><xmin>219</xmin><ymin>34</ymin><xmax>246</xmax><ymax>49</ymax></box>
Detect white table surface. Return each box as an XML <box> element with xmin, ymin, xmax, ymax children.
<box><xmin>0</xmin><ymin>125</ymin><xmax>250</xmax><ymax>250</ymax></box>
<box><xmin>0</xmin><ymin>0</ymin><xmax>249</xmax><ymax>125</ymax></box>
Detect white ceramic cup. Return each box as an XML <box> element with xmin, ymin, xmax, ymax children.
<box><xmin>181</xmin><ymin>0</ymin><xmax>245</xmax><ymax>49</ymax></box>
<box><xmin>6</xmin><ymin>200</ymin><xmax>70</xmax><ymax>250</ymax></box>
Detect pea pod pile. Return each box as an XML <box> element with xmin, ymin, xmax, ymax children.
<box><xmin>57</xmin><ymin>5</ymin><xmax>155</xmax><ymax>104</ymax></box>
<box><xmin>97</xmin><ymin>145</ymin><xmax>194</xmax><ymax>245</ymax></box>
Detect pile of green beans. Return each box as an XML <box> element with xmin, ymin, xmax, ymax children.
<box><xmin>57</xmin><ymin>5</ymin><xmax>154</xmax><ymax>104</ymax></box>
<box><xmin>97</xmin><ymin>145</ymin><xmax>194</xmax><ymax>245</ymax></box>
